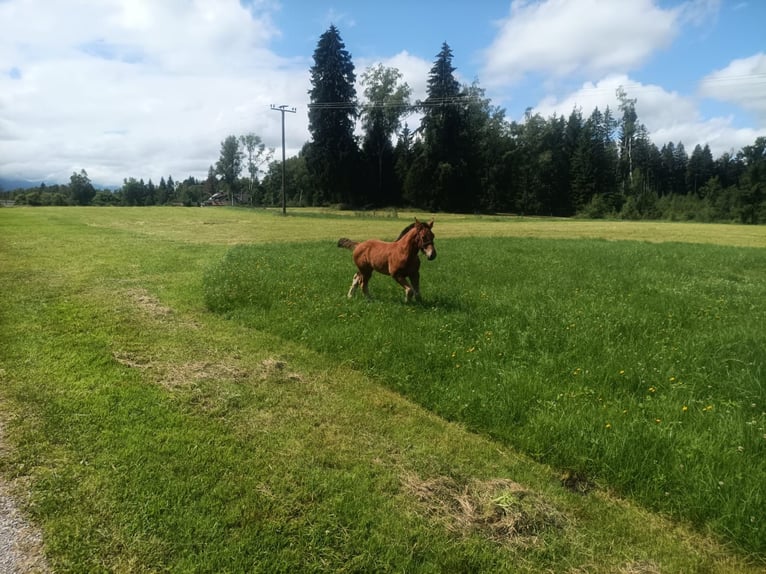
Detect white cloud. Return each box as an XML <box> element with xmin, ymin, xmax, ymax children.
<box><xmin>699</xmin><ymin>52</ymin><xmax>766</xmax><ymax>120</ymax></box>
<box><xmin>678</xmin><ymin>0</ymin><xmax>722</xmax><ymax>25</ymax></box>
<box><xmin>356</xmin><ymin>50</ymin><xmax>431</xmax><ymax>104</ymax></box>
<box><xmin>0</xmin><ymin>0</ymin><xmax>310</xmax><ymax>187</ymax></box>
<box><xmin>481</xmin><ymin>0</ymin><xmax>679</xmax><ymax>86</ymax></box>
<box><xmin>322</xmin><ymin>8</ymin><xmax>357</xmax><ymax>31</ymax></box>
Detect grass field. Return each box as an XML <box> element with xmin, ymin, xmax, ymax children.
<box><xmin>1</xmin><ymin>206</ymin><xmax>764</xmax><ymax>572</ymax></box>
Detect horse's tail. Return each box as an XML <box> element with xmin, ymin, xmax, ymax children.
<box><xmin>337</xmin><ymin>238</ymin><xmax>358</xmax><ymax>250</ymax></box>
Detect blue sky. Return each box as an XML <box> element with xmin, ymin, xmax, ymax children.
<box><xmin>1</xmin><ymin>0</ymin><xmax>764</xmax><ymax>187</ymax></box>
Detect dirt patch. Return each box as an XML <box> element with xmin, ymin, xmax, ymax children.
<box><xmin>258</xmin><ymin>358</ymin><xmax>304</xmax><ymax>383</ymax></box>
<box><xmin>618</xmin><ymin>561</ymin><xmax>661</xmax><ymax>574</ymax></box>
<box><xmin>125</xmin><ymin>288</ymin><xmax>174</xmax><ymax>318</ymax></box>
<box><xmin>403</xmin><ymin>474</ymin><xmax>566</xmax><ymax>546</ymax></box>
<box><xmin>122</xmin><ymin>288</ymin><xmax>200</xmax><ymax>329</ymax></box>
<box><xmin>112</xmin><ymin>350</ymin><xmax>154</xmax><ymax>370</ymax></box>
<box><xmin>163</xmin><ymin>360</ymin><xmax>250</xmax><ymax>388</ymax></box>
<box><xmin>0</xmin><ymin>483</ymin><xmax>50</xmax><ymax>574</ymax></box>
<box><xmin>113</xmin><ymin>352</ymin><xmax>303</xmax><ymax>388</ymax></box>
<box><xmin>113</xmin><ymin>350</ymin><xmax>249</xmax><ymax>388</ymax></box>
<box><xmin>0</xmin><ymin>419</ymin><xmax>50</xmax><ymax>574</ymax></box>
<box><xmin>559</xmin><ymin>469</ymin><xmax>595</xmax><ymax>494</ymax></box>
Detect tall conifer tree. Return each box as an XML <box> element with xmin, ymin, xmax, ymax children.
<box><xmin>411</xmin><ymin>42</ymin><xmax>474</xmax><ymax>212</ymax></box>
<box><xmin>306</xmin><ymin>25</ymin><xmax>358</xmax><ymax>205</ymax></box>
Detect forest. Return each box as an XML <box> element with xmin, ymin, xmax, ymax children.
<box><xmin>4</xmin><ymin>26</ymin><xmax>765</xmax><ymax>224</ymax></box>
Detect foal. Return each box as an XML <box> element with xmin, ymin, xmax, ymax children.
<box><xmin>338</xmin><ymin>219</ymin><xmax>436</xmax><ymax>302</ymax></box>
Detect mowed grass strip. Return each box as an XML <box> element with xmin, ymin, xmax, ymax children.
<box><xmin>0</xmin><ymin>206</ymin><xmax>763</xmax><ymax>572</ymax></box>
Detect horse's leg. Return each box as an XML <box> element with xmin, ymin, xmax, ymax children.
<box><xmin>361</xmin><ymin>271</ymin><xmax>373</xmax><ymax>298</ymax></box>
<box><xmin>393</xmin><ymin>275</ymin><xmax>414</xmax><ymax>303</ymax></box>
<box><xmin>409</xmin><ymin>269</ymin><xmax>421</xmax><ymax>301</ymax></box>
<box><xmin>347</xmin><ymin>272</ymin><xmax>362</xmax><ymax>298</ymax></box>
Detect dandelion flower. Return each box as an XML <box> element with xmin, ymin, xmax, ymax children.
<box><xmin>682</xmin><ymin>405</ymin><xmax>688</xmax><ymax>412</ymax></box>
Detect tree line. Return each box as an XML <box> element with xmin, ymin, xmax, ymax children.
<box><xmin>4</xmin><ymin>25</ymin><xmax>765</xmax><ymax>223</ymax></box>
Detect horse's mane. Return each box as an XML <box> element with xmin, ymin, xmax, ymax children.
<box><xmin>395</xmin><ymin>222</ymin><xmax>416</xmax><ymax>241</ymax></box>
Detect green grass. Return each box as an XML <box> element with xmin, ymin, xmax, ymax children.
<box><xmin>204</xmin><ymin>235</ymin><xmax>766</xmax><ymax>556</ymax></box>
<box><xmin>1</xmin><ymin>206</ymin><xmax>764</xmax><ymax>572</ymax></box>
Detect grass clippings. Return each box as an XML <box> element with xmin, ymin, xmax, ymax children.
<box><xmin>403</xmin><ymin>473</ymin><xmax>566</xmax><ymax>547</ymax></box>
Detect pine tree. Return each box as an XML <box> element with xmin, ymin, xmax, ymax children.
<box><xmin>157</xmin><ymin>176</ymin><xmax>168</xmax><ymax>205</ymax></box>
<box><xmin>686</xmin><ymin>143</ymin><xmax>715</xmax><ymax>196</ymax></box>
<box><xmin>306</xmin><ymin>25</ymin><xmax>358</xmax><ymax>205</ymax></box>
<box><xmin>410</xmin><ymin>42</ymin><xmax>473</xmax><ymax>212</ymax></box>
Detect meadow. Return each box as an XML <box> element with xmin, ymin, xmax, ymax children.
<box><xmin>205</xmin><ymin>223</ymin><xmax>766</xmax><ymax>556</ymax></box>
<box><xmin>1</xmin><ymin>206</ymin><xmax>764</xmax><ymax>572</ymax></box>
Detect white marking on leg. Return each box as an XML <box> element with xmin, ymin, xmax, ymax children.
<box><xmin>347</xmin><ymin>273</ymin><xmax>360</xmax><ymax>298</ymax></box>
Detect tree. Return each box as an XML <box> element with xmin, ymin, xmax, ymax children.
<box><xmin>407</xmin><ymin>42</ymin><xmax>473</xmax><ymax>211</ymax></box>
<box><xmin>157</xmin><ymin>177</ymin><xmax>169</xmax><ymax>205</ymax></box>
<box><xmin>121</xmin><ymin>177</ymin><xmax>146</xmax><ymax>206</ymax></box>
<box><xmin>714</xmin><ymin>152</ymin><xmax>744</xmax><ymax>189</ymax></box>
<box><xmin>262</xmin><ymin>152</ymin><xmax>312</xmax><ymax>206</ymax></box>
<box><xmin>145</xmin><ymin>179</ymin><xmax>157</xmax><ymax>205</ymax></box>
<box><xmin>177</xmin><ymin>176</ymin><xmax>204</xmax><ymax>207</ymax></box>
<box><xmin>659</xmin><ymin>141</ymin><xmax>688</xmax><ymax>196</ymax></box>
<box><xmin>215</xmin><ymin>135</ymin><xmax>243</xmax><ymax>204</ymax></box>
<box><xmin>239</xmin><ymin>133</ymin><xmax>273</xmax><ymax>204</ymax></box>
<box><xmin>616</xmin><ymin>86</ymin><xmax>660</xmax><ymax>199</ymax></box>
<box><xmin>673</xmin><ymin>142</ymin><xmax>689</xmax><ymax>195</ymax></box>
<box><xmin>466</xmin><ymin>85</ymin><xmax>514</xmax><ymax>212</ymax></box>
<box><xmin>203</xmin><ymin>166</ymin><xmax>218</xmax><ymax>200</ymax></box>
<box><xmin>686</xmin><ymin>143</ymin><xmax>715</xmax><ymax>196</ymax></box>
<box><xmin>737</xmin><ymin>136</ymin><xmax>766</xmax><ymax>223</ymax></box>
<box><xmin>69</xmin><ymin>169</ymin><xmax>95</xmax><ymax>205</ymax></box>
<box><xmin>570</xmin><ymin>107</ymin><xmax>619</xmax><ymax>213</ymax></box>
<box><xmin>307</xmin><ymin>25</ymin><xmax>358</xmax><ymax>205</ymax></box>
<box><xmin>360</xmin><ymin>64</ymin><xmax>412</xmax><ymax>206</ymax></box>
<box><xmin>513</xmin><ymin>110</ymin><xmax>548</xmax><ymax>215</ymax></box>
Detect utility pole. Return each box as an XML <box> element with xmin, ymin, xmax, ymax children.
<box><xmin>270</xmin><ymin>104</ymin><xmax>296</xmax><ymax>215</ymax></box>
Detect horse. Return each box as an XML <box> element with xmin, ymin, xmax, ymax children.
<box><xmin>337</xmin><ymin>218</ymin><xmax>436</xmax><ymax>302</ymax></box>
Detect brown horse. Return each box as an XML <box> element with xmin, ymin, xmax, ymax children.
<box><xmin>338</xmin><ymin>218</ymin><xmax>436</xmax><ymax>302</ymax></box>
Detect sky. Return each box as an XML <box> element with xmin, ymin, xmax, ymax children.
<box><xmin>1</xmin><ymin>0</ymin><xmax>765</xmax><ymax>188</ymax></box>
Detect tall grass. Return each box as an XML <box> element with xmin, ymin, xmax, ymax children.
<box><xmin>205</xmin><ymin>236</ymin><xmax>766</xmax><ymax>555</ymax></box>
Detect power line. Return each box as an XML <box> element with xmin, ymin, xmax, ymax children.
<box><xmin>307</xmin><ymin>94</ymin><xmax>484</xmax><ymax>111</ymax></box>
<box><xmin>303</xmin><ymin>72</ymin><xmax>766</xmax><ymax>111</ymax></box>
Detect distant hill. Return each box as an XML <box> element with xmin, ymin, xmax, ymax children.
<box><xmin>0</xmin><ymin>177</ymin><xmax>48</xmax><ymax>191</ymax></box>
<box><xmin>0</xmin><ymin>178</ymin><xmax>115</xmax><ymax>191</ymax></box>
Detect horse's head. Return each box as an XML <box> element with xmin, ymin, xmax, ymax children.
<box><xmin>414</xmin><ymin>218</ymin><xmax>436</xmax><ymax>260</ymax></box>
